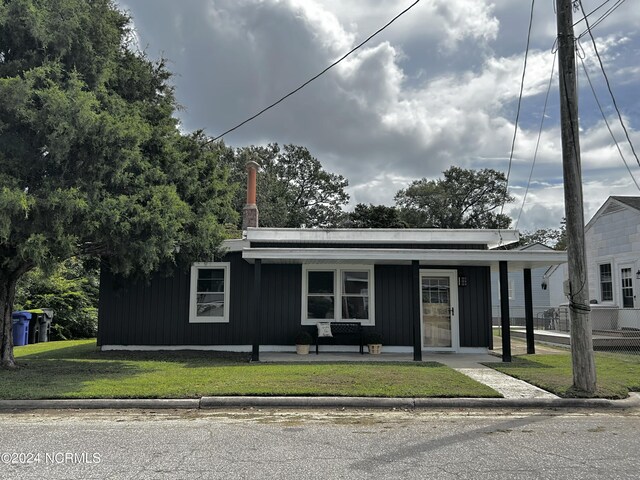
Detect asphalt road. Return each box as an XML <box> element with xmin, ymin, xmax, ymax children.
<box><xmin>0</xmin><ymin>408</ymin><xmax>638</xmax><ymax>480</ymax></box>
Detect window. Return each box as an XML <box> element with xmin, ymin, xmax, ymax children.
<box><xmin>497</xmin><ymin>278</ymin><xmax>515</xmax><ymax>301</ymax></box>
<box><xmin>600</xmin><ymin>264</ymin><xmax>613</xmax><ymax>302</ymax></box>
<box><xmin>189</xmin><ymin>263</ymin><xmax>230</xmax><ymax>323</ymax></box>
<box><xmin>621</xmin><ymin>268</ymin><xmax>634</xmax><ymax>308</ymax></box>
<box><xmin>302</xmin><ymin>265</ymin><xmax>374</xmax><ymax>325</ymax></box>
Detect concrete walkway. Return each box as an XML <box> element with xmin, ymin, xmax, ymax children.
<box><xmin>260</xmin><ymin>351</ymin><xmax>559</xmax><ymax>399</ymax></box>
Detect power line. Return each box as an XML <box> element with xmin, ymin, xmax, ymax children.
<box><xmin>572</xmin><ymin>0</ymin><xmax>612</xmax><ymax>28</ymax></box>
<box><xmin>208</xmin><ymin>0</ymin><xmax>422</xmax><ymax>142</ymax></box>
<box><xmin>577</xmin><ymin>0</ymin><xmax>626</xmax><ymax>39</ymax></box>
<box><xmin>500</xmin><ymin>0</ymin><xmax>536</xmax><ymax>220</ymax></box>
<box><xmin>579</xmin><ymin>57</ymin><xmax>640</xmax><ymax>190</ymax></box>
<box><xmin>515</xmin><ymin>50</ymin><xmax>557</xmax><ymax>230</ymax></box>
<box><xmin>577</xmin><ymin>0</ymin><xmax>640</xmax><ymax>169</ymax></box>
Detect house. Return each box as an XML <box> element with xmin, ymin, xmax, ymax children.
<box><xmin>582</xmin><ymin>196</ymin><xmax>640</xmax><ymax>331</ymax></box>
<box><xmin>490</xmin><ymin>243</ymin><xmax>558</xmax><ymax>328</ymax></box>
<box><xmin>97</xmin><ymin>163</ymin><xmax>567</xmax><ymax>359</ymax></box>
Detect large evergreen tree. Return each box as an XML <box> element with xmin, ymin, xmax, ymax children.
<box><xmin>0</xmin><ymin>0</ymin><xmax>236</xmax><ymax>367</ymax></box>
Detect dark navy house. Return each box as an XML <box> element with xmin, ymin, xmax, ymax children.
<box><xmin>98</xmin><ymin>162</ymin><xmax>566</xmax><ymax>359</ymax></box>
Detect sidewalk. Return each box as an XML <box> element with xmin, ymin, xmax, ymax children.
<box><xmin>427</xmin><ymin>353</ymin><xmax>559</xmax><ymax>399</ymax></box>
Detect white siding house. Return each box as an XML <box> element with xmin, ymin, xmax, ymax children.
<box><xmin>584</xmin><ymin>196</ymin><xmax>640</xmax><ymax>330</ymax></box>
<box><xmin>490</xmin><ymin>243</ymin><xmax>557</xmax><ymax>326</ymax></box>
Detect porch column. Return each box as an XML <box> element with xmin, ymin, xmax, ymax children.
<box><xmin>524</xmin><ymin>268</ymin><xmax>535</xmax><ymax>354</ymax></box>
<box><xmin>251</xmin><ymin>259</ymin><xmax>262</xmax><ymax>362</ymax></box>
<box><xmin>499</xmin><ymin>261</ymin><xmax>512</xmax><ymax>362</ymax></box>
<box><xmin>412</xmin><ymin>260</ymin><xmax>422</xmax><ymax>361</ymax></box>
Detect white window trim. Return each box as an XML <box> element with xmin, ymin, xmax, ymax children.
<box><xmin>498</xmin><ymin>278</ymin><xmax>515</xmax><ymax>301</ymax></box>
<box><xmin>301</xmin><ymin>264</ymin><xmax>375</xmax><ymax>326</ymax></box>
<box><xmin>189</xmin><ymin>262</ymin><xmax>230</xmax><ymax>323</ymax></box>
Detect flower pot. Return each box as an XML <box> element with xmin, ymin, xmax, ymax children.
<box><xmin>296</xmin><ymin>344</ymin><xmax>310</xmax><ymax>355</ymax></box>
<box><xmin>368</xmin><ymin>344</ymin><xmax>382</xmax><ymax>355</ymax></box>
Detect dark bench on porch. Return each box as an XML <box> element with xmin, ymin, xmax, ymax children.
<box><xmin>315</xmin><ymin>322</ymin><xmax>364</xmax><ymax>355</ymax></box>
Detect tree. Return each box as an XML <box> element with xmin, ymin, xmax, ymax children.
<box><xmin>15</xmin><ymin>258</ymin><xmax>99</xmax><ymax>340</ymax></box>
<box><xmin>517</xmin><ymin>221</ymin><xmax>567</xmax><ymax>251</ymax></box>
<box><xmin>345</xmin><ymin>204</ymin><xmax>408</xmax><ymax>228</ymax></box>
<box><xmin>225</xmin><ymin>144</ymin><xmax>349</xmax><ymax>228</ymax></box>
<box><xmin>394</xmin><ymin>166</ymin><xmax>513</xmax><ymax>229</ymax></box>
<box><xmin>0</xmin><ymin>0</ymin><xmax>236</xmax><ymax>367</ymax></box>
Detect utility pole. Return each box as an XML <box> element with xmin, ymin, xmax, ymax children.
<box><xmin>556</xmin><ymin>0</ymin><xmax>597</xmax><ymax>393</ymax></box>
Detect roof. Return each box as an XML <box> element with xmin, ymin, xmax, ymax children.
<box><xmin>586</xmin><ymin>196</ymin><xmax>640</xmax><ymax>232</ymax></box>
<box><xmin>517</xmin><ymin>242</ymin><xmax>555</xmax><ymax>252</ymax></box>
<box><xmin>610</xmin><ymin>196</ymin><xmax>640</xmax><ymax>211</ymax></box>
<box><xmin>244</xmin><ymin>227</ymin><xmax>519</xmax><ymax>249</ymax></box>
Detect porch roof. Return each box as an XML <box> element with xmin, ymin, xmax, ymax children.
<box><xmin>245</xmin><ymin>227</ymin><xmax>519</xmax><ymax>249</ymax></box>
<box><xmin>241</xmin><ymin>247</ymin><xmax>567</xmax><ymax>270</ymax></box>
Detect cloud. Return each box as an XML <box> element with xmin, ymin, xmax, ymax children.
<box><xmin>118</xmin><ymin>0</ymin><xmax>640</xmax><ymax>229</ymax></box>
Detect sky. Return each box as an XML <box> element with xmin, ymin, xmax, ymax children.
<box><xmin>117</xmin><ymin>0</ymin><xmax>640</xmax><ymax>231</ymax></box>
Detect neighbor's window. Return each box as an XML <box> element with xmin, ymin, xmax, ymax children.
<box><xmin>621</xmin><ymin>267</ymin><xmax>634</xmax><ymax>308</ymax></box>
<box><xmin>189</xmin><ymin>263</ymin><xmax>230</xmax><ymax>323</ymax></box>
<box><xmin>303</xmin><ymin>265</ymin><xmax>374</xmax><ymax>325</ymax></box>
<box><xmin>599</xmin><ymin>264</ymin><xmax>613</xmax><ymax>302</ymax></box>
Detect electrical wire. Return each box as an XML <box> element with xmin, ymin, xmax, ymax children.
<box><xmin>499</xmin><ymin>0</ymin><xmax>536</xmax><ymax>236</ymax></box>
<box><xmin>579</xmin><ymin>57</ymin><xmax>640</xmax><ymax>190</ymax></box>
<box><xmin>577</xmin><ymin>0</ymin><xmax>640</xmax><ymax>169</ymax></box>
<box><xmin>577</xmin><ymin>0</ymin><xmax>626</xmax><ymax>39</ymax></box>
<box><xmin>572</xmin><ymin>0</ymin><xmax>612</xmax><ymax>28</ymax></box>
<box><xmin>515</xmin><ymin>51</ymin><xmax>557</xmax><ymax>230</ymax></box>
<box><xmin>208</xmin><ymin>0</ymin><xmax>422</xmax><ymax>142</ymax></box>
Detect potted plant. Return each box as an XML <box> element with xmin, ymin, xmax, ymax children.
<box><xmin>294</xmin><ymin>331</ymin><xmax>313</xmax><ymax>355</ymax></box>
<box><xmin>364</xmin><ymin>332</ymin><xmax>383</xmax><ymax>355</ymax></box>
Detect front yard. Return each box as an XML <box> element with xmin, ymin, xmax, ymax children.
<box><xmin>1</xmin><ymin>340</ymin><xmax>500</xmax><ymax>400</ymax></box>
<box><xmin>488</xmin><ymin>351</ymin><xmax>640</xmax><ymax>399</ymax></box>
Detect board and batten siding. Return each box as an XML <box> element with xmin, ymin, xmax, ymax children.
<box><xmin>98</xmin><ymin>253</ymin><xmax>254</xmax><ymax>346</ymax></box>
<box><xmin>98</xmin><ymin>257</ymin><xmax>492</xmax><ymax>348</ymax></box>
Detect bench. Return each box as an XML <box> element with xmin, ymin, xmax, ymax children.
<box><xmin>314</xmin><ymin>322</ymin><xmax>364</xmax><ymax>355</ymax></box>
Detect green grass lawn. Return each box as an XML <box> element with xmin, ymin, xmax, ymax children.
<box><xmin>1</xmin><ymin>340</ymin><xmax>501</xmax><ymax>400</ymax></box>
<box><xmin>487</xmin><ymin>352</ymin><xmax>640</xmax><ymax>399</ymax></box>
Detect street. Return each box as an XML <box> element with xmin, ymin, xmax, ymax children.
<box><xmin>0</xmin><ymin>408</ymin><xmax>638</xmax><ymax>479</ymax></box>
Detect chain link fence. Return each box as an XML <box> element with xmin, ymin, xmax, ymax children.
<box><xmin>492</xmin><ymin>305</ymin><xmax>640</xmax><ymax>356</ymax></box>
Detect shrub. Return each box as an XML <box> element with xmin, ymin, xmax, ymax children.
<box><xmin>294</xmin><ymin>331</ymin><xmax>313</xmax><ymax>345</ymax></box>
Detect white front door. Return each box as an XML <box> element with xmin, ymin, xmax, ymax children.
<box><xmin>619</xmin><ymin>265</ymin><xmax>635</xmax><ymax>309</ymax></box>
<box><xmin>619</xmin><ymin>264</ymin><xmax>637</xmax><ymax>329</ymax></box>
<box><xmin>420</xmin><ymin>270</ymin><xmax>459</xmax><ymax>351</ymax></box>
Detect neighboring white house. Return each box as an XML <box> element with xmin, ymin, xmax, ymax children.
<box><xmin>490</xmin><ymin>243</ymin><xmax>557</xmax><ymax>327</ymax></box>
<box><xmin>583</xmin><ymin>196</ymin><xmax>640</xmax><ymax>331</ymax></box>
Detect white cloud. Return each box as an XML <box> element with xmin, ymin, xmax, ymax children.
<box><xmin>118</xmin><ymin>0</ymin><xmax>640</xmax><ymax>230</ymax></box>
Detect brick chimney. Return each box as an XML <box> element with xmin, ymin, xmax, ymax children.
<box><xmin>242</xmin><ymin>160</ymin><xmax>259</xmax><ymax>229</ymax></box>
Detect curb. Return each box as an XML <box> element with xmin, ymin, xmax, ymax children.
<box><xmin>199</xmin><ymin>393</ymin><xmax>640</xmax><ymax>410</ymax></box>
<box><xmin>0</xmin><ymin>394</ymin><xmax>637</xmax><ymax>411</ymax></box>
<box><xmin>0</xmin><ymin>399</ymin><xmax>200</xmax><ymax>410</ymax></box>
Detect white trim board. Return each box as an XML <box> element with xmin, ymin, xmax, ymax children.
<box><xmin>246</xmin><ymin>227</ymin><xmax>518</xmax><ymax>248</ymax></box>
<box><xmin>100</xmin><ymin>345</ymin><xmax>416</xmax><ymax>353</ymax></box>
<box><xmin>243</xmin><ymin>248</ymin><xmax>567</xmax><ymax>269</ymax></box>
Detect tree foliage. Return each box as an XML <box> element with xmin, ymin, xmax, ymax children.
<box><xmin>0</xmin><ymin>0</ymin><xmax>236</xmax><ymax>367</ymax></box>
<box><xmin>15</xmin><ymin>258</ymin><xmax>98</xmax><ymax>340</ymax></box>
<box><xmin>345</xmin><ymin>204</ymin><xmax>408</xmax><ymax>229</ymax></box>
<box><xmin>517</xmin><ymin>219</ymin><xmax>567</xmax><ymax>250</ymax></box>
<box><xmin>225</xmin><ymin>144</ymin><xmax>349</xmax><ymax>228</ymax></box>
<box><xmin>394</xmin><ymin>166</ymin><xmax>513</xmax><ymax>229</ymax></box>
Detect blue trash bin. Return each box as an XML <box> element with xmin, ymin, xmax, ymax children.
<box><xmin>11</xmin><ymin>313</ymin><xmax>30</xmax><ymax>347</ymax></box>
